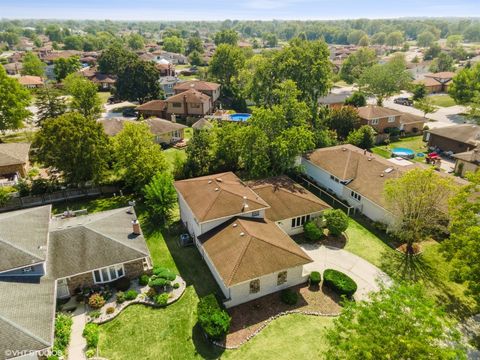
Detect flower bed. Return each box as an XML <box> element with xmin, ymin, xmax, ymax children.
<box><xmin>86</xmin><ymin>275</ymin><xmax>186</xmax><ymax>324</ymax></box>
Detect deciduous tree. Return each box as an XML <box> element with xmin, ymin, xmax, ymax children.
<box><xmin>53</xmin><ymin>56</ymin><xmax>81</xmax><ymax>81</ymax></box>
<box><xmin>162</xmin><ymin>36</ymin><xmax>185</xmax><ymax>54</ymax></box>
<box><xmin>143</xmin><ymin>172</ymin><xmax>177</xmax><ymax>223</ymax></box>
<box><xmin>34</xmin><ymin>86</ymin><xmax>67</xmax><ymax>125</ymax></box>
<box><xmin>214</xmin><ymin>29</ymin><xmax>239</xmax><ymax>46</ymax></box>
<box><xmin>0</xmin><ymin>67</ymin><xmax>31</xmax><ymax>132</ymax></box>
<box><xmin>21</xmin><ymin>52</ymin><xmax>45</xmax><ymax>77</ymax></box>
<box><xmin>116</xmin><ymin>60</ymin><xmax>162</xmax><ymax>103</ymax></box>
<box><xmin>340</xmin><ymin>48</ymin><xmax>376</xmax><ymax>84</ymax></box>
<box><xmin>323</xmin><ymin>106</ymin><xmax>360</xmax><ymax>140</ymax></box>
<box><xmin>346</xmin><ymin>125</ymin><xmax>375</xmax><ymax>149</ymax></box>
<box><xmin>63</xmin><ymin>74</ymin><xmax>102</xmax><ymax>118</ymax></box>
<box><xmin>208</xmin><ymin>44</ymin><xmax>245</xmax><ymax>89</ymax></box>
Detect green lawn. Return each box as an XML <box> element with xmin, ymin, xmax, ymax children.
<box><xmin>428</xmin><ymin>94</ymin><xmax>456</xmax><ymax>107</ymax></box>
<box><xmin>164</xmin><ymin>148</ymin><xmax>186</xmax><ymax>172</ymax></box>
<box><xmin>371</xmin><ymin>135</ymin><xmax>428</xmax><ymax>162</ymax></box>
<box><xmin>97</xmin><ymin>91</ymin><xmax>111</xmax><ymax>106</ymax></box>
<box><xmin>1</xmin><ymin>130</ymin><xmax>36</xmax><ymax>143</ymax></box>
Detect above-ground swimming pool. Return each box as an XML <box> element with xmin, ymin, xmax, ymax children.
<box><xmin>229</xmin><ymin>113</ymin><xmax>251</xmax><ymax>122</ymax></box>
<box><xmin>392</xmin><ymin>147</ymin><xmax>415</xmax><ymax>159</ymax></box>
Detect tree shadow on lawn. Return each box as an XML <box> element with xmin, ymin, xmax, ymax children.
<box><xmin>191</xmin><ymin>323</ymin><xmax>226</xmax><ymax>359</ymax></box>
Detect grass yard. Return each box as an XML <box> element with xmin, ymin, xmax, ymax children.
<box><xmin>164</xmin><ymin>148</ymin><xmax>186</xmax><ymax>172</ymax></box>
<box><xmin>1</xmin><ymin>130</ymin><xmax>36</xmax><ymax>143</ymax></box>
<box><xmin>97</xmin><ymin>91</ymin><xmax>111</xmax><ymax>106</ymax></box>
<box><xmin>371</xmin><ymin>135</ymin><xmax>428</xmax><ymax>162</ymax></box>
<box><xmin>427</xmin><ymin>94</ymin><xmax>456</xmax><ymax>107</ymax></box>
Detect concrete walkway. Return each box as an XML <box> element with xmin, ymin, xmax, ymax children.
<box><xmin>67</xmin><ymin>303</ymin><xmax>87</xmax><ymax>360</ymax></box>
<box><xmin>300</xmin><ymin>244</ymin><xmax>392</xmax><ymax>301</ymax></box>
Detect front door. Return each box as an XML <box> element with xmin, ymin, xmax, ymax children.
<box><xmin>57</xmin><ymin>278</ymin><xmax>70</xmax><ymax>298</ymax></box>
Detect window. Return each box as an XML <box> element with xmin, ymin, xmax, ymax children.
<box><xmin>277</xmin><ymin>271</ymin><xmax>287</xmax><ymax>285</ymax></box>
<box><xmin>172</xmin><ymin>102</ymin><xmax>182</xmax><ymax>108</ymax></box>
<box><xmin>22</xmin><ymin>266</ymin><xmax>33</xmax><ymax>273</ymax></box>
<box><xmin>292</xmin><ymin>214</ymin><xmax>311</xmax><ymax>228</ymax></box>
<box><xmin>252</xmin><ymin>211</ymin><xmax>260</xmax><ymax>217</ymax></box>
<box><xmin>172</xmin><ymin>130</ymin><xmax>181</xmax><ymax>138</ymax></box>
<box><xmin>388</xmin><ymin>116</ymin><xmax>396</xmax><ymax>123</ymax></box>
<box><xmin>350</xmin><ymin>190</ymin><xmax>362</xmax><ymax>201</ymax></box>
<box><xmin>370</xmin><ymin>118</ymin><xmax>379</xmax><ymax>125</ymax></box>
<box><xmin>249</xmin><ymin>279</ymin><xmax>260</xmax><ymax>294</ymax></box>
<box><xmin>190</xmin><ymin>103</ymin><xmax>200</xmax><ymax>108</ymax></box>
<box><xmin>329</xmin><ymin>175</ymin><xmax>340</xmax><ymax>183</ymax></box>
<box><xmin>93</xmin><ymin>264</ymin><xmax>125</xmax><ymax>284</ymax></box>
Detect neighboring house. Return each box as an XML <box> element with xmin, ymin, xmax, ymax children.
<box><xmin>98</xmin><ymin>117</ymin><xmax>186</xmax><ymax>145</ymax></box>
<box><xmin>3</xmin><ymin>62</ymin><xmax>23</xmax><ymax>75</ymax></box>
<box><xmin>357</xmin><ymin>105</ymin><xmax>402</xmax><ymax>134</ymax></box>
<box><xmin>453</xmin><ymin>148</ymin><xmax>480</xmax><ymax>177</ymax></box>
<box><xmin>80</xmin><ymin>67</ymin><xmax>116</xmax><ymax>90</ymax></box>
<box><xmin>425</xmin><ymin>124</ymin><xmax>480</xmax><ymax>153</ymax></box>
<box><xmin>192</xmin><ymin>118</ymin><xmax>213</xmax><ymax>131</ymax></box>
<box><xmin>17</xmin><ymin>75</ymin><xmax>44</xmax><ymax>88</ymax></box>
<box><xmin>0</xmin><ymin>206</ymin><xmax>151</xmax><ymax>359</ymax></box>
<box><xmin>174</xmin><ymin>80</ymin><xmax>221</xmax><ymax>104</ymax></box>
<box><xmin>175</xmin><ymin>172</ymin><xmax>322</xmax><ymax>307</ymax></box>
<box><xmin>151</xmin><ymin>51</ymin><xmax>188</xmax><ymax>65</ymax></box>
<box><xmin>136</xmin><ymin>100</ymin><xmax>167</xmax><ymax>118</ymax></box>
<box><xmin>398</xmin><ymin>113</ymin><xmax>426</xmax><ymax>134</ymax></box>
<box><xmin>423</xmin><ymin>72</ymin><xmax>455</xmax><ymax>93</ymax></box>
<box><xmin>247</xmin><ymin>176</ymin><xmax>331</xmax><ymax>235</ymax></box>
<box><xmin>413</xmin><ymin>77</ymin><xmax>443</xmax><ymax>94</ymax></box>
<box><xmin>164</xmin><ymin>89</ymin><xmax>212</xmax><ymax>119</ymax></box>
<box><xmin>159</xmin><ymin>76</ymin><xmax>180</xmax><ymax>97</ymax></box>
<box><xmin>155</xmin><ymin>59</ymin><xmax>175</xmax><ymax>77</ymax></box>
<box><xmin>0</xmin><ymin>143</ymin><xmax>30</xmax><ymax>180</ymax></box>
<box><xmin>318</xmin><ymin>92</ymin><xmax>352</xmax><ymax>108</ymax></box>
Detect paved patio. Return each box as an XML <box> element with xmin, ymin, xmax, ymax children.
<box><xmin>300</xmin><ymin>243</ymin><xmax>392</xmax><ymax>301</ymax></box>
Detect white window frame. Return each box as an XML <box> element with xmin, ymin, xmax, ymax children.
<box><xmin>350</xmin><ymin>190</ymin><xmax>362</xmax><ymax>202</ymax></box>
<box><xmin>93</xmin><ymin>264</ymin><xmax>125</xmax><ymax>284</ymax></box>
<box><xmin>388</xmin><ymin>116</ymin><xmax>396</xmax><ymax>123</ymax></box>
<box><xmin>291</xmin><ymin>214</ymin><xmax>311</xmax><ymax>228</ymax></box>
<box><xmin>252</xmin><ymin>210</ymin><xmax>260</xmax><ymax>217</ymax></box>
<box><xmin>370</xmin><ymin>118</ymin><xmax>379</xmax><ymax>125</ymax></box>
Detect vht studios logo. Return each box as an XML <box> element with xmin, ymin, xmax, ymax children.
<box><xmin>4</xmin><ymin>349</ymin><xmax>63</xmax><ymax>358</ymax></box>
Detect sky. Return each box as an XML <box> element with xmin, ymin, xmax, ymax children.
<box><xmin>2</xmin><ymin>0</ymin><xmax>480</xmax><ymax>20</ymax></box>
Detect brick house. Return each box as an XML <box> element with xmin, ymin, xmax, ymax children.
<box><xmin>357</xmin><ymin>105</ymin><xmax>402</xmax><ymax>133</ymax></box>
<box><xmin>425</xmin><ymin>124</ymin><xmax>480</xmax><ymax>154</ymax></box>
<box><xmin>173</xmin><ymin>80</ymin><xmax>221</xmax><ymax>103</ymax></box>
<box><xmin>165</xmin><ymin>88</ymin><xmax>213</xmax><ymax>119</ymax></box>
<box><xmin>0</xmin><ymin>206</ymin><xmax>152</xmax><ymax>359</ymax></box>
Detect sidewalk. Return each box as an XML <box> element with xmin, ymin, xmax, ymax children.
<box><xmin>67</xmin><ymin>303</ymin><xmax>87</xmax><ymax>360</ymax></box>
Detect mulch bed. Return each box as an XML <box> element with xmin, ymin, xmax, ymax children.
<box><xmin>224</xmin><ymin>283</ymin><xmax>342</xmax><ymax>347</ymax></box>
<box><xmin>396</xmin><ymin>243</ymin><xmax>422</xmax><ymax>254</ymax></box>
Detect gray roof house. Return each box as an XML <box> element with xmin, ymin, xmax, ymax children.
<box><xmin>0</xmin><ymin>206</ymin><xmax>152</xmax><ymax>360</ymax></box>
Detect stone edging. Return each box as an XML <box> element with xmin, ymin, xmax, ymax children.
<box><xmin>212</xmin><ymin>310</ymin><xmax>341</xmax><ymax>350</ymax></box>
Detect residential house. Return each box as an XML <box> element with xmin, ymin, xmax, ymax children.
<box><xmin>136</xmin><ymin>100</ymin><xmax>167</xmax><ymax>118</ymax></box>
<box><xmin>357</xmin><ymin>105</ymin><xmax>402</xmax><ymax>134</ymax></box>
<box><xmin>80</xmin><ymin>67</ymin><xmax>115</xmax><ymax>90</ymax></box>
<box><xmin>151</xmin><ymin>51</ymin><xmax>188</xmax><ymax>65</ymax></box>
<box><xmin>423</xmin><ymin>72</ymin><xmax>455</xmax><ymax>93</ymax></box>
<box><xmin>425</xmin><ymin>124</ymin><xmax>480</xmax><ymax>153</ymax></box>
<box><xmin>318</xmin><ymin>92</ymin><xmax>352</xmax><ymax>108</ymax></box>
<box><xmin>173</xmin><ymin>80</ymin><xmax>221</xmax><ymax>104</ymax></box>
<box><xmin>159</xmin><ymin>76</ymin><xmax>180</xmax><ymax>97</ymax></box>
<box><xmin>164</xmin><ymin>89</ymin><xmax>212</xmax><ymax>119</ymax></box>
<box><xmin>175</xmin><ymin>172</ymin><xmax>330</xmax><ymax>307</ymax></box>
<box><xmin>3</xmin><ymin>62</ymin><xmax>23</xmax><ymax>75</ymax></box>
<box><xmin>0</xmin><ymin>206</ymin><xmax>151</xmax><ymax>359</ymax></box>
<box><xmin>192</xmin><ymin>118</ymin><xmax>213</xmax><ymax>131</ymax></box>
<box><xmin>413</xmin><ymin>77</ymin><xmax>443</xmax><ymax>94</ymax></box>
<box><xmin>155</xmin><ymin>59</ymin><xmax>175</xmax><ymax>77</ymax></box>
<box><xmin>398</xmin><ymin>113</ymin><xmax>426</xmax><ymax>134</ymax></box>
<box><xmin>453</xmin><ymin>148</ymin><xmax>480</xmax><ymax>177</ymax></box>
<box><xmin>0</xmin><ymin>143</ymin><xmax>30</xmax><ymax>181</ymax></box>
<box><xmin>17</xmin><ymin>75</ymin><xmax>44</xmax><ymax>88</ymax></box>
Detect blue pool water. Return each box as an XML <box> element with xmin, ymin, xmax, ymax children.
<box><xmin>392</xmin><ymin>147</ymin><xmax>415</xmax><ymax>158</ymax></box>
<box><xmin>229</xmin><ymin>113</ymin><xmax>251</xmax><ymax>122</ymax></box>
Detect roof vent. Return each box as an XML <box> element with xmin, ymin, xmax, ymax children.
<box><xmin>214</xmin><ymin>187</ymin><xmax>219</xmax><ymax>191</ymax></box>
<box><xmin>233</xmin><ymin>223</ymin><xmax>238</xmax><ymax>227</ymax></box>
<box><xmin>132</xmin><ymin>219</ymin><xmax>141</xmax><ymax>235</ymax></box>
<box><xmin>240</xmin><ymin>232</ymin><xmax>245</xmax><ymax>236</ymax></box>
<box><xmin>384</xmin><ymin>167</ymin><xmax>393</xmax><ymax>173</ymax></box>
<box><xmin>367</xmin><ymin>157</ymin><xmax>372</xmax><ymax>161</ymax></box>
<box><xmin>342</xmin><ymin>147</ymin><xmax>347</xmax><ymax>151</ymax></box>
<box><xmin>216</xmin><ymin>178</ymin><xmax>223</xmax><ymax>182</ymax></box>
<box><xmin>243</xmin><ymin>196</ymin><xmax>249</xmax><ymax>210</ymax></box>
<box><xmin>380</xmin><ymin>173</ymin><xmax>384</xmax><ymax>177</ymax></box>
<box><xmin>208</xmin><ymin>180</ymin><xmax>212</xmax><ymax>184</ymax></box>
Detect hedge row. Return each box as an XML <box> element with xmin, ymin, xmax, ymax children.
<box><xmin>323</xmin><ymin>269</ymin><xmax>357</xmax><ymax>298</ymax></box>
<box><xmin>198</xmin><ymin>294</ymin><xmax>231</xmax><ymax>340</ymax></box>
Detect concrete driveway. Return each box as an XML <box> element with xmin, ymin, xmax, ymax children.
<box><xmin>300</xmin><ymin>243</ymin><xmax>392</xmax><ymax>301</ymax></box>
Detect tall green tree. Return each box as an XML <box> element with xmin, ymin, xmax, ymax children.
<box><xmin>346</xmin><ymin>125</ymin><xmax>375</xmax><ymax>149</ymax></box>
<box><xmin>186</xmin><ymin>35</ymin><xmax>203</xmax><ymax>55</ymax></box>
<box><xmin>63</xmin><ymin>74</ymin><xmax>102</xmax><ymax>119</ymax></box>
<box><xmin>113</xmin><ymin>122</ymin><xmax>167</xmax><ymax>191</ymax></box>
<box><xmin>214</xmin><ymin>29</ymin><xmax>239</xmax><ymax>46</ymax></box>
<box><xmin>182</xmin><ymin>129</ymin><xmax>213</xmax><ymax>178</ymax></box>
<box><xmin>211</xmin><ymin>123</ymin><xmax>242</xmax><ymax>173</ymax></box>
<box><xmin>326</xmin><ymin>283</ymin><xmax>466</xmax><ymax>360</ymax></box>
<box><xmin>53</xmin><ymin>56</ymin><xmax>81</xmax><ymax>81</ymax></box>
<box><xmin>386</xmin><ymin>31</ymin><xmax>404</xmax><ymax>46</ymax></box>
<box><xmin>97</xmin><ymin>43</ymin><xmax>138</xmax><ymax>75</ymax></box>
<box><xmin>34</xmin><ymin>86</ymin><xmax>67</xmax><ymax>125</ymax></box>
<box><xmin>449</xmin><ymin>63</ymin><xmax>480</xmax><ymax>105</ymax></box>
<box><xmin>127</xmin><ymin>33</ymin><xmax>144</xmax><ymax>50</ymax></box>
<box><xmin>31</xmin><ymin>113</ymin><xmax>110</xmax><ymax>184</ymax></box>
<box><xmin>340</xmin><ymin>48</ymin><xmax>377</xmax><ymax>84</ymax></box>
<box><xmin>0</xmin><ymin>67</ymin><xmax>31</xmax><ymax>132</ymax></box>
<box><xmin>143</xmin><ymin>172</ymin><xmax>177</xmax><ymax>224</ymax></box>
<box><xmin>344</xmin><ymin>91</ymin><xmax>367</xmax><ymax>107</ymax></box>
<box><xmin>359</xmin><ymin>55</ymin><xmax>412</xmax><ymax>105</ymax></box>
<box><xmin>442</xmin><ymin>171</ymin><xmax>480</xmax><ymax>306</ymax></box>
<box><xmin>324</xmin><ymin>106</ymin><xmax>360</xmax><ymax>140</ymax></box>
<box><xmin>162</xmin><ymin>36</ymin><xmax>185</xmax><ymax>54</ymax></box>
<box><xmin>429</xmin><ymin>52</ymin><xmax>454</xmax><ymax>73</ymax></box>
<box><xmin>208</xmin><ymin>44</ymin><xmax>245</xmax><ymax>89</ymax></box>
<box><xmin>416</xmin><ymin>97</ymin><xmax>438</xmax><ymax>118</ymax></box>
<box><xmin>417</xmin><ymin>31</ymin><xmax>436</xmax><ymax>47</ymax></box>
<box><xmin>21</xmin><ymin>52</ymin><xmax>45</xmax><ymax>77</ymax></box>
<box><xmin>116</xmin><ymin>60</ymin><xmax>162</xmax><ymax>103</ymax></box>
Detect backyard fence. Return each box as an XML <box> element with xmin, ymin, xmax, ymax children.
<box><xmin>0</xmin><ymin>185</ymin><xmax>120</xmax><ymax>213</ymax></box>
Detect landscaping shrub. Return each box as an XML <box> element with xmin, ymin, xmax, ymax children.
<box><xmin>88</xmin><ymin>293</ymin><xmax>105</xmax><ymax>309</ymax></box>
<box><xmin>52</xmin><ymin>313</ymin><xmax>73</xmax><ymax>356</ymax></box>
<box><xmin>303</xmin><ymin>221</ymin><xmax>323</xmax><ymax>242</ymax></box>
<box><xmin>116</xmin><ymin>291</ymin><xmax>126</xmax><ymax>304</ymax></box>
<box><xmin>323</xmin><ymin>269</ymin><xmax>357</xmax><ymax>297</ymax></box>
<box><xmin>82</xmin><ymin>323</ymin><xmax>99</xmax><ymax>349</ymax></box>
<box><xmin>309</xmin><ymin>271</ymin><xmax>321</xmax><ymax>286</ymax></box>
<box><xmin>113</xmin><ymin>277</ymin><xmax>130</xmax><ymax>291</ymax></box>
<box><xmin>280</xmin><ymin>289</ymin><xmax>298</xmax><ymax>305</ymax></box>
<box><xmin>139</xmin><ymin>274</ymin><xmax>150</xmax><ymax>286</ymax></box>
<box><xmin>85</xmin><ymin>349</ymin><xmax>96</xmax><ymax>358</ymax></box>
<box><xmin>173</xmin><ymin>283</ymin><xmax>180</xmax><ymax>289</ymax></box>
<box><xmin>152</xmin><ymin>266</ymin><xmax>176</xmax><ymax>281</ymax></box>
<box><xmin>324</xmin><ymin>209</ymin><xmax>349</xmax><ymax>236</ymax></box>
<box><xmin>124</xmin><ymin>289</ymin><xmax>138</xmax><ymax>301</ymax></box>
<box><xmin>88</xmin><ymin>310</ymin><xmax>101</xmax><ymax>319</ymax></box>
<box><xmin>106</xmin><ymin>306</ymin><xmax>115</xmax><ymax>315</ymax></box>
<box><xmin>154</xmin><ymin>293</ymin><xmax>170</xmax><ymax>306</ymax></box>
<box><xmin>146</xmin><ymin>287</ymin><xmax>156</xmax><ymax>298</ymax></box>
<box><xmin>149</xmin><ymin>277</ymin><xmax>171</xmax><ymax>290</ymax></box>
<box><xmin>197</xmin><ymin>294</ymin><xmax>231</xmax><ymax>340</ymax></box>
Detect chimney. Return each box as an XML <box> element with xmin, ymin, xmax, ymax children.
<box><xmin>132</xmin><ymin>219</ymin><xmax>141</xmax><ymax>235</ymax></box>
<box><xmin>171</xmin><ymin>113</ymin><xmax>176</xmax><ymax>123</ymax></box>
<box><xmin>242</xmin><ymin>196</ymin><xmax>249</xmax><ymax>211</ymax></box>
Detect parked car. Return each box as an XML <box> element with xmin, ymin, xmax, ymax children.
<box><xmin>107</xmin><ymin>96</ymin><xmax>121</xmax><ymax>104</ymax></box>
<box><xmin>122</xmin><ymin>108</ymin><xmax>137</xmax><ymax>117</ymax></box>
<box><xmin>394</xmin><ymin>97</ymin><xmax>413</xmax><ymax>106</ymax></box>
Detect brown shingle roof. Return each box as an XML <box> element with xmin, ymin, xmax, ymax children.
<box><xmin>198</xmin><ymin>217</ymin><xmax>312</xmax><ymax>286</ymax></box>
<box><xmin>453</xmin><ymin>149</ymin><xmax>480</xmax><ymax>164</ymax></box>
<box><xmin>192</xmin><ymin>118</ymin><xmax>213</xmax><ymax>130</ymax></box>
<box><xmin>399</xmin><ymin>112</ymin><xmax>427</xmax><ymax>125</ymax></box>
<box><xmin>18</xmin><ymin>75</ymin><xmax>43</xmax><ymax>86</ymax></box>
<box><xmin>358</xmin><ymin>105</ymin><xmax>401</xmax><ymax>120</ymax></box>
<box><xmin>413</xmin><ymin>77</ymin><xmax>441</xmax><ymax>87</ymax></box>
<box><xmin>428</xmin><ymin>124</ymin><xmax>480</xmax><ymax>147</ymax></box>
<box><xmin>248</xmin><ymin>176</ymin><xmax>331</xmax><ymax>221</ymax></box>
<box><xmin>174</xmin><ymin>172</ymin><xmax>270</xmax><ymax>223</ymax></box>
<box><xmin>166</xmin><ymin>89</ymin><xmax>210</xmax><ymax>104</ymax></box>
<box><xmin>136</xmin><ymin>99</ymin><xmax>166</xmax><ymax>111</ymax></box>
<box><xmin>143</xmin><ymin>118</ymin><xmax>186</xmax><ymax>135</ymax></box>
<box><xmin>174</xmin><ymin>80</ymin><xmax>220</xmax><ymax>91</ymax></box>
<box><xmin>0</xmin><ymin>143</ymin><xmax>30</xmax><ymax>167</ymax></box>
<box><xmin>425</xmin><ymin>71</ymin><xmax>456</xmax><ymax>80</ymax></box>
<box><xmin>97</xmin><ymin>118</ymin><xmax>134</xmax><ymax>137</ymax></box>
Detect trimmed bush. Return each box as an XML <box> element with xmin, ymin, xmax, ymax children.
<box><xmin>139</xmin><ymin>274</ymin><xmax>150</xmax><ymax>286</ymax></box>
<box><xmin>116</xmin><ymin>291</ymin><xmax>126</xmax><ymax>304</ymax></box>
<box><xmin>197</xmin><ymin>294</ymin><xmax>231</xmax><ymax>340</ymax></box>
<box><xmin>309</xmin><ymin>271</ymin><xmax>321</xmax><ymax>286</ymax></box>
<box><xmin>173</xmin><ymin>283</ymin><xmax>180</xmax><ymax>289</ymax></box>
<box><xmin>323</xmin><ymin>269</ymin><xmax>357</xmax><ymax>297</ymax></box>
<box><xmin>88</xmin><ymin>310</ymin><xmax>101</xmax><ymax>319</ymax></box>
<box><xmin>124</xmin><ymin>289</ymin><xmax>138</xmax><ymax>301</ymax></box>
<box><xmin>82</xmin><ymin>323</ymin><xmax>99</xmax><ymax>349</ymax></box>
<box><xmin>114</xmin><ymin>277</ymin><xmax>131</xmax><ymax>291</ymax></box>
<box><xmin>280</xmin><ymin>289</ymin><xmax>298</xmax><ymax>305</ymax></box>
<box><xmin>85</xmin><ymin>349</ymin><xmax>96</xmax><ymax>358</ymax></box>
<box><xmin>88</xmin><ymin>293</ymin><xmax>105</xmax><ymax>309</ymax></box>
<box><xmin>149</xmin><ymin>278</ymin><xmax>171</xmax><ymax>289</ymax></box>
<box><xmin>52</xmin><ymin>313</ymin><xmax>73</xmax><ymax>356</ymax></box>
<box><xmin>152</xmin><ymin>266</ymin><xmax>176</xmax><ymax>281</ymax></box>
<box><xmin>324</xmin><ymin>209</ymin><xmax>349</xmax><ymax>236</ymax></box>
<box><xmin>146</xmin><ymin>287</ymin><xmax>156</xmax><ymax>298</ymax></box>
<box><xmin>106</xmin><ymin>306</ymin><xmax>115</xmax><ymax>315</ymax></box>
<box><xmin>155</xmin><ymin>293</ymin><xmax>169</xmax><ymax>306</ymax></box>
<box><xmin>303</xmin><ymin>221</ymin><xmax>323</xmax><ymax>242</ymax></box>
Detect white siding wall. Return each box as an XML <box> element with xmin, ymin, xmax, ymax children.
<box><xmin>200</xmin><ymin>209</ymin><xmax>266</xmax><ymax>235</ymax></box>
<box><xmin>196</xmin><ymin>242</ymin><xmax>230</xmax><ymax>298</ymax></box>
<box><xmin>302</xmin><ymin>158</ymin><xmax>344</xmax><ymax>196</ymax></box>
<box><xmin>177</xmin><ymin>193</ymin><xmax>202</xmax><ymax>237</ymax></box>
<box><xmin>224</xmin><ymin>265</ymin><xmax>308</xmax><ymax>308</ymax></box>
<box><xmin>341</xmin><ymin>187</ymin><xmax>394</xmax><ymax>225</ymax></box>
<box><xmin>276</xmin><ymin>211</ymin><xmax>323</xmax><ymax>236</ymax></box>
